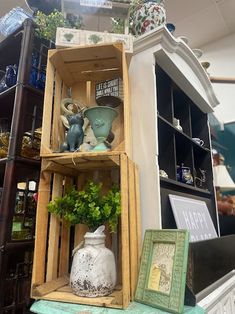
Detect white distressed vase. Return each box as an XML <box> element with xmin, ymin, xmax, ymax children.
<box><xmin>70</xmin><ymin>226</ymin><xmax>116</xmax><ymax>297</ymax></box>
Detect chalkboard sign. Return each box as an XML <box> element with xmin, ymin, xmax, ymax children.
<box><xmin>95</xmin><ymin>78</ymin><xmax>123</xmax><ymax>99</ymax></box>
<box><xmin>169</xmin><ymin>194</ymin><xmax>218</xmax><ymax>242</ymax></box>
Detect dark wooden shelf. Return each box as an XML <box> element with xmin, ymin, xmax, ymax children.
<box><xmin>160</xmin><ymin>175</ymin><xmax>211</xmax><ymax>196</ymax></box>
<box><xmin>16</xmin><ymin>156</ymin><xmax>41</xmax><ymax>167</ymax></box>
<box><xmin>25</xmin><ymin>84</ymin><xmax>44</xmax><ymax>97</ymax></box>
<box><xmin>5</xmin><ymin>240</ymin><xmax>34</xmax><ymax>251</ymax></box>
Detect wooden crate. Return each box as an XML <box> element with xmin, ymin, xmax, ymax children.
<box><xmin>31</xmin><ymin>153</ymin><xmax>141</xmax><ymax>309</ymax></box>
<box><xmin>41</xmin><ymin>43</ymin><xmax>131</xmax><ymax>157</ymax></box>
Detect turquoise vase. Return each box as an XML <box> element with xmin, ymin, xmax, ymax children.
<box><xmin>84</xmin><ymin>106</ymin><xmax>118</xmax><ymax>151</ymax></box>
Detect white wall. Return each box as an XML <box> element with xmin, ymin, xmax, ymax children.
<box><xmin>201</xmin><ymin>33</ymin><xmax>235</xmax><ymax>124</ymax></box>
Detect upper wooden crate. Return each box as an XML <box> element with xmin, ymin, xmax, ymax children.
<box><xmin>31</xmin><ymin>153</ymin><xmax>141</xmax><ymax>309</ymax></box>
<box><xmin>41</xmin><ymin>43</ymin><xmax>131</xmax><ymax>157</ymax></box>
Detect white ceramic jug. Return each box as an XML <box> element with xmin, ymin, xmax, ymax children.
<box><xmin>70</xmin><ymin>225</ymin><xmax>116</xmax><ymax>297</ymax></box>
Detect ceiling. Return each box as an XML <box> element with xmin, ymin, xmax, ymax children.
<box><xmin>165</xmin><ymin>0</ymin><xmax>235</xmax><ymax>48</ymax></box>
<box><xmin>0</xmin><ymin>0</ymin><xmax>235</xmax><ymax>48</ymax></box>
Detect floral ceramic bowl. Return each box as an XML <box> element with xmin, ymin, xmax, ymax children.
<box><xmin>131</xmin><ymin>1</ymin><xmax>166</xmax><ymax>36</ymax></box>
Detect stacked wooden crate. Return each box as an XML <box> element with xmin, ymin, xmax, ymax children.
<box><xmin>31</xmin><ymin>43</ymin><xmax>141</xmax><ymax>309</ymax></box>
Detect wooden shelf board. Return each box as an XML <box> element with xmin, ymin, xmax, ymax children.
<box><xmin>32</xmin><ymin>279</ymin><xmax>123</xmax><ymax>309</ymax></box>
<box><xmin>160</xmin><ymin>177</ymin><xmax>211</xmax><ymax>196</ymax></box>
<box><xmin>41</xmin><ymin>152</ymin><xmax>123</xmax><ymax>172</ymax></box>
<box><xmin>6</xmin><ymin>240</ymin><xmax>34</xmax><ymax>251</ymax></box>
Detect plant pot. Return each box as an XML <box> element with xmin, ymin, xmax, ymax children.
<box><xmin>84</xmin><ymin>106</ymin><xmax>118</xmax><ymax>151</ymax></box>
<box><xmin>70</xmin><ymin>227</ymin><xmax>116</xmax><ymax>297</ymax></box>
<box><xmin>130</xmin><ymin>0</ymin><xmax>166</xmax><ymax>37</ymax></box>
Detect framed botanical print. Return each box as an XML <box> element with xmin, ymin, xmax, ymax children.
<box><xmin>135</xmin><ymin>229</ymin><xmax>189</xmax><ymax>314</ymax></box>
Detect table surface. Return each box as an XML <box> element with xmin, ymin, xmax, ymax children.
<box><xmin>30</xmin><ymin>300</ymin><xmax>205</xmax><ymax>314</ymax></box>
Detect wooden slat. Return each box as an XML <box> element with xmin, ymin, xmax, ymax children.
<box><xmin>120</xmin><ymin>154</ymin><xmax>130</xmax><ymax>308</ymax></box>
<box><xmin>52</xmin><ymin>71</ymin><xmax>62</xmax><ymax>151</ymax></box>
<box><xmin>70</xmin><ymin>81</ymin><xmax>87</xmax><ymax>106</ymax></box>
<box><xmin>32</xmin><ymin>164</ymin><xmax>51</xmax><ymax>285</ymax></box>
<box><xmin>59</xmin><ymin>177</ymin><xmax>73</xmax><ymax>276</ymax></box>
<box><xmin>41</xmin><ymin>160</ymin><xmax>77</xmax><ymax>177</ymax></box>
<box><xmin>40</xmin><ymin>52</ymin><xmax>55</xmax><ymax>155</ymax></box>
<box><xmin>74</xmin><ymin>173</ymin><xmax>88</xmax><ymax>248</ymax></box>
<box><xmin>39</xmin><ymin>291</ymin><xmax>116</xmax><ymax>307</ymax></box>
<box><xmin>46</xmin><ymin>174</ymin><xmax>63</xmax><ymax>281</ymax></box>
<box><xmin>109</xmin><ymin>155</ymin><xmax>120</xmax><ymax>166</ymax></box>
<box><xmin>134</xmin><ymin>164</ymin><xmax>142</xmax><ymax>261</ymax></box>
<box><xmin>49</xmin><ymin>50</ymin><xmax>74</xmax><ymax>86</ymax></box>
<box><xmin>59</xmin><ymin>44</ymin><xmax>121</xmax><ymax>64</ymax></box>
<box><xmin>67</xmin><ymin>58</ymin><xmax>119</xmax><ymax>74</ymax></box>
<box><xmin>41</xmin><ymin>151</ymin><xmax>122</xmax><ymax>159</ymax></box>
<box><xmin>128</xmin><ymin>159</ymin><xmax>138</xmax><ymax>300</ymax></box>
<box><xmin>32</xmin><ymin>276</ymin><xmax>69</xmax><ymax>297</ymax></box>
<box><xmin>122</xmin><ymin>48</ymin><xmax>131</xmax><ymax>157</ymax></box>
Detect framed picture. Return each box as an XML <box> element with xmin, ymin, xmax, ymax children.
<box><xmin>169</xmin><ymin>194</ymin><xmax>218</xmax><ymax>242</ymax></box>
<box><xmin>135</xmin><ymin>229</ymin><xmax>189</xmax><ymax>314</ymax></box>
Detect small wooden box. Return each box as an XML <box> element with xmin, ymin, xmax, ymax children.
<box><xmin>56</xmin><ymin>28</ymin><xmax>133</xmax><ymax>54</ymax></box>
<box><xmin>41</xmin><ymin>43</ymin><xmax>131</xmax><ymax>157</ymax></box>
<box><xmin>31</xmin><ymin>153</ymin><xmax>141</xmax><ymax>309</ymax></box>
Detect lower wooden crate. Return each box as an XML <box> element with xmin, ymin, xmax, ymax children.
<box><xmin>31</xmin><ymin>153</ymin><xmax>141</xmax><ymax>309</ymax></box>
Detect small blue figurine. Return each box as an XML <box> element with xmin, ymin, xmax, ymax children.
<box><xmin>60</xmin><ymin>98</ymin><xmax>85</xmax><ymax>152</ymax></box>
<box><xmin>66</xmin><ymin>113</ymin><xmax>84</xmax><ymax>152</ymax></box>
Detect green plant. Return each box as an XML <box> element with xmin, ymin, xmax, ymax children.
<box><xmin>47</xmin><ymin>181</ymin><xmax>121</xmax><ymax>232</ymax></box>
<box><xmin>34</xmin><ymin>9</ymin><xmax>83</xmax><ymax>42</ymax></box>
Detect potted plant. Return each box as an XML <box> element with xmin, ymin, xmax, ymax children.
<box><xmin>47</xmin><ymin>181</ymin><xmax>121</xmax><ymax>297</ymax></box>
<box><xmin>34</xmin><ymin>9</ymin><xmax>83</xmax><ymax>42</ymax></box>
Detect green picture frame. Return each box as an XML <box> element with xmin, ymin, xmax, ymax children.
<box><xmin>135</xmin><ymin>229</ymin><xmax>189</xmax><ymax>314</ymax></box>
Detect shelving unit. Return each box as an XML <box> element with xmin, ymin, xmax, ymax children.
<box><xmin>156</xmin><ymin>64</ymin><xmax>217</xmax><ymax>231</ymax></box>
<box><xmin>31</xmin><ymin>43</ymin><xmax>140</xmax><ymax>310</ymax></box>
<box><xmin>0</xmin><ymin>20</ymin><xmax>52</xmax><ymax>313</ymax></box>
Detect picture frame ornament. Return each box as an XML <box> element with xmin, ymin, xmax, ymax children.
<box><xmin>135</xmin><ymin>229</ymin><xmax>189</xmax><ymax>314</ymax></box>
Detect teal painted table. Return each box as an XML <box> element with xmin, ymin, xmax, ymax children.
<box><xmin>30</xmin><ymin>301</ymin><xmax>205</xmax><ymax>314</ymax></box>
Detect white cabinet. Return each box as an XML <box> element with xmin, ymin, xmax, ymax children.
<box><xmin>129</xmin><ymin>25</ymin><xmax>219</xmax><ymax>237</ymax></box>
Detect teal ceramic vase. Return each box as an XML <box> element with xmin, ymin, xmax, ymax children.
<box><xmin>84</xmin><ymin>106</ymin><xmax>118</xmax><ymax>151</ymax></box>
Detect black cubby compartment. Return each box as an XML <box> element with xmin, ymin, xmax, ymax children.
<box><xmin>155</xmin><ymin>65</ymin><xmax>173</xmax><ymax>122</ymax></box>
<box><xmin>172</xmin><ymin>85</ymin><xmax>192</xmax><ymax>137</ymax></box>
<box><xmin>193</xmin><ymin>146</ymin><xmax>213</xmax><ymax>191</ymax></box>
<box><xmin>175</xmin><ymin>133</ymin><xmax>194</xmax><ymax>181</ymax></box>
<box><xmin>190</xmin><ymin>104</ymin><xmax>210</xmax><ymax>148</ymax></box>
<box><xmin>158</xmin><ymin>117</ymin><xmax>176</xmax><ymax>180</ymax></box>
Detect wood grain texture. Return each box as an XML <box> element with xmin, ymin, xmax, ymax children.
<box><xmin>40</xmin><ymin>52</ymin><xmax>54</xmax><ymax>155</ymax></box>
<box><xmin>32</xmin><ymin>277</ymin><xmax>69</xmax><ymax>297</ymax></box>
<box><xmin>46</xmin><ymin>174</ymin><xmax>63</xmax><ymax>282</ymax></box>
<box><xmin>59</xmin><ymin>177</ymin><xmax>73</xmax><ymax>276</ymax></box>
<box><xmin>32</xmin><ymin>164</ymin><xmax>51</xmax><ymax>285</ymax></box>
<box><xmin>120</xmin><ymin>154</ymin><xmax>130</xmax><ymax>308</ymax></box>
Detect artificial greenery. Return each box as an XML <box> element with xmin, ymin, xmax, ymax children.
<box><xmin>47</xmin><ymin>181</ymin><xmax>121</xmax><ymax>232</ymax></box>
<box><xmin>34</xmin><ymin>9</ymin><xmax>83</xmax><ymax>42</ymax></box>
